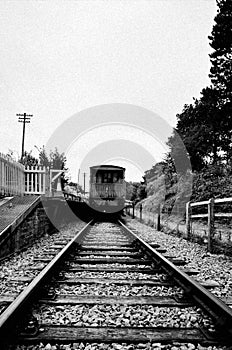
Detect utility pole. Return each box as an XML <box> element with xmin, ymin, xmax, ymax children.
<box><xmin>17</xmin><ymin>113</ymin><xmax>33</xmax><ymax>160</ymax></box>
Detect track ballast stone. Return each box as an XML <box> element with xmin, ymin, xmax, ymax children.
<box><xmin>127</xmin><ymin>219</ymin><xmax>232</xmax><ymax>299</ymax></box>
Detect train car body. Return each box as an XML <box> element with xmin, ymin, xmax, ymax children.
<box><xmin>89</xmin><ymin>165</ymin><xmax>126</xmax><ymax>213</ymax></box>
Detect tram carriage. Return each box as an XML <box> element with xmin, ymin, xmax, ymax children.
<box><xmin>89</xmin><ymin>165</ymin><xmax>126</xmax><ymax>212</ymax></box>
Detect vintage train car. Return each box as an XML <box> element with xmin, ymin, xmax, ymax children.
<box><xmin>89</xmin><ymin>165</ymin><xmax>126</xmax><ymax>213</ymax></box>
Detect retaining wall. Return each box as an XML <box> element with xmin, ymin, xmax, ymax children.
<box><xmin>0</xmin><ymin>201</ymin><xmax>56</xmax><ymax>260</ymax></box>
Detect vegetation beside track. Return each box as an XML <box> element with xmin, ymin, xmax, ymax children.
<box><xmin>127</xmin><ymin>1</ymin><xmax>232</xmax><ymax>240</ymax></box>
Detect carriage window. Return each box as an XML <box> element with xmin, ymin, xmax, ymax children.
<box><xmin>108</xmin><ymin>172</ymin><xmax>112</xmax><ymax>182</ymax></box>
<box><xmin>96</xmin><ymin>174</ymin><xmax>102</xmax><ymax>183</ymax></box>
<box><xmin>103</xmin><ymin>172</ymin><xmax>108</xmax><ymax>183</ymax></box>
<box><xmin>113</xmin><ymin>173</ymin><xmax>118</xmax><ymax>183</ymax></box>
<box><xmin>117</xmin><ymin>171</ymin><xmax>123</xmax><ymax>183</ymax></box>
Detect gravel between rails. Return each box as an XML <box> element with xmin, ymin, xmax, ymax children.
<box><xmin>74</xmin><ymin>256</ymin><xmax>138</xmax><ymax>260</ymax></box>
<box><xmin>63</xmin><ymin>271</ymin><xmax>165</xmax><ymax>280</ymax></box>
<box><xmin>126</xmin><ymin>219</ymin><xmax>232</xmax><ymax>300</ymax></box>
<box><xmin>68</xmin><ymin>263</ymin><xmax>152</xmax><ymax>269</ymax></box>
<box><xmin>0</xmin><ymin>221</ymin><xmax>85</xmax><ymax>297</ymax></box>
<box><xmin>33</xmin><ymin>304</ymin><xmax>213</xmax><ymax>329</ymax></box>
<box><xmin>55</xmin><ymin>284</ymin><xmax>182</xmax><ymax>297</ymax></box>
<box><xmin>5</xmin><ymin>342</ymin><xmax>228</xmax><ymax>350</ymax></box>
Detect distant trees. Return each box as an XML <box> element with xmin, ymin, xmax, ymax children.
<box><xmin>35</xmin><ymin>146</ymin><xmax>68</xmax><ymax>189</ymax></box>
<box><xmin>21</xmin><ymin>146</ymin><xmax>67</xmax><ymax>171</ymax></box>
<box><xmin>19</xmin><ymin>151</ymin><xmax>39</xmax><ymax>166</ymax></box>
<box><xmin>34</xmin><ymin>146</ymin><xmax>67</xmax><ymax>170</ymax></box>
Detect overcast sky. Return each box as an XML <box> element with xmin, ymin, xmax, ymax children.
<box><xmin>0</xmin><ymin>0</ymin><xmax>217</xmax><ymax>185</ymax></box>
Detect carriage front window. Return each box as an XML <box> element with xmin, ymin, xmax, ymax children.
<box><xmin>108</xmin><ymin>172</ymin><xmax>112</xmax><ymax>182</ymax></box>
<box><xmin>96</xmin><ymin>174</ymin><xmax>102</xmax><ymax>183</ymax></box>
<box><xmin>103</xmin><ymin>173</ymin><xmax>108</xmax><ymax>183</ymax></box>
<box><xmin>113</xmin><ymin>173</ymin><xmax>118</xmax><ymax>183</ymax></box>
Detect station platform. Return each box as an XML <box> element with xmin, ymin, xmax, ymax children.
<box><xmin>0</xmin><ymin>195</ymin><xmax>40</xmax><ymax>236</ymax></box>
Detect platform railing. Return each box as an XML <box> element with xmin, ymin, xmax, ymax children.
<box><xmin>0</xmin><ymin>154</ymin><xmax>60</xmax><ymax>197</ymax></box>
<box><xmin>0</xmin><ymin>153</ymin><xmax>24</xmax><ymax>196</ymax></box>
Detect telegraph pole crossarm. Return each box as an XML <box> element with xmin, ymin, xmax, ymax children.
<box><xmin>17</xmin><ymin>113</ymin><xmax>33</xmax><ymax>160</ymax></box>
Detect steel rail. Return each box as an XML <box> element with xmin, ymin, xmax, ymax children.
<box><xmin>0</xmin><ymin>220</ymin><xmax>93</xmax><ymax>340</ymax></box>
<box><xmin>119</xmin><ymin>220</ymin><xmax>232</xmax><ymax>340</ymax></box>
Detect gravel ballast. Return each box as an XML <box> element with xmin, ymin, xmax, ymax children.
<box><xmin>127</xmin><ymin>218</ymin><xmax>232</xmax><ymax>300</ymax></box>
<box><xmin>33</xmin><ymin>304</ymin><xmax>213</xmax><ymax>329</ymax></box>
<box><xmin>6</xmin><ymin>342</ymin><xmax>228</xmax><ymax>350</ymax></box>
<box><xmin>55</xmin><ymin>284</ymin><xmax>181</xmax><ymax>297</ymax></box>
<box><xmin>0</xmin><ymin>221</ymin><xmax>85</xmax><ymax>298</ymax></box>
<box><xmin>63</xmin><ymin>271</ymin><xmax>165</xmax><ymax>280</ymax></box>
<box><xmin>1</xmin><ymin>220</ymin><xmax>231</xmax><ymax>349</ymax></box>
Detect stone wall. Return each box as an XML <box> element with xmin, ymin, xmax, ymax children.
<box><xmin>0</xmin><ymin>203</ymin><xmax>56</xmax><ymax>260</ymax></box>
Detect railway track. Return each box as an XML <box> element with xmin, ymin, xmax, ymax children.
<box><xmin>0</xmin><ymin>220</ymin><xmax>232</xmax><ymax>348</ymax></box>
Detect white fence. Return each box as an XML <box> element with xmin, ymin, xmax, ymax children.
<box><xmin>0</xmin><ymin>153</ymin><xmax>63</xmax><ymax>197</ymax></box>
<box><xmin>0</xmin><ymin>153</ymin><xmax>24</xmax><ymax>196</ymax></box>
<box><xmin>24</xmin><ymin>166</ymin><xmax>47</xmax><ymax>195</ymax></box>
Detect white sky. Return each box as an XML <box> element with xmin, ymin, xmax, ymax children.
<box><xmin>0</xmin><ymin>0</ymin><xmax>217</xmax><ymax>185</ymax></box>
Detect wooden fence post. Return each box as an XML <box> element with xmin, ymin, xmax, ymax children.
<box><xmin>157</xmin><ymin>203</ymin><xmax>161</xmax><ymax>231</ymax></box>
<box><xmin>186</xmin><ymin>201</ymin><xmax>191</xmax><ymax>240</ymax></box>
<box><xmin>132</xmin><ymin>202</ymin><xmax>135</xmax><ymax>219</ymax></box>
<box><xmin>208</xmin><ymin>198</ymin><xmax>214</xmax><ymax>252</ymax></box>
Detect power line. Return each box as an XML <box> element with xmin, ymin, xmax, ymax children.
<box><xmin>17</xmin><ymin>113</ymin><xmax>33</xmax><ymax>160</ymax></box>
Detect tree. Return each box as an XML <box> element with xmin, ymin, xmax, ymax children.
<box><xmin>126</xmin><ymin>181</ymin><xmax>146</xmax><ymax>202</ymax></box>
<box><xmin>137</xmin><ymin>183</ymin><xmax>147</xmax><ymax>201</ymax></box>
<box><xmin>19</xmin><ymin>151</ymin><xmax>39</xmax><ymax>166</ymax></box>
<box><xmin>171</xmin><ymin>87</ymin><xmax>227</xmax><ymax>170</ymax></box>
<box><xmin>209</xmin><ymin>0</ymin><xmax>232</xmax><ymax>102</ymax></box>
<box><xmin>137</xmin><ymin>0</ymin><xmax>232</xmax><ymax>211</ymax></box>
<box><xmin>126</xmin><ymin>181</ymin><xmax>139</xmax><ymax>202</ymax></box>
<box><xmin>35</xmin><ymin>146</ymin><xmax>66</xmax><ymax>170</ymax></box>
<box><xmin>38</xmin><ymin>146</ymin><xmax>68</xmax><ymax>189</ymax></box>
<box><xmin>208</xmin><ymin>0</ymin><xmax>232</xmax><ymax>160</ymax></box>
<box><xmin>29</xmin><ymin>146</ymin><xmax>68</xmax><ymax>190</ymax></box>
<box><xmin>170</xmin><ymin>0</ymin><xmax>232</xmax><ymax>170</ymax></box>
<box><xmin>169</xmin><ymin>101</ymin><xmax>206</xmax><ymax>171</ymax></box>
